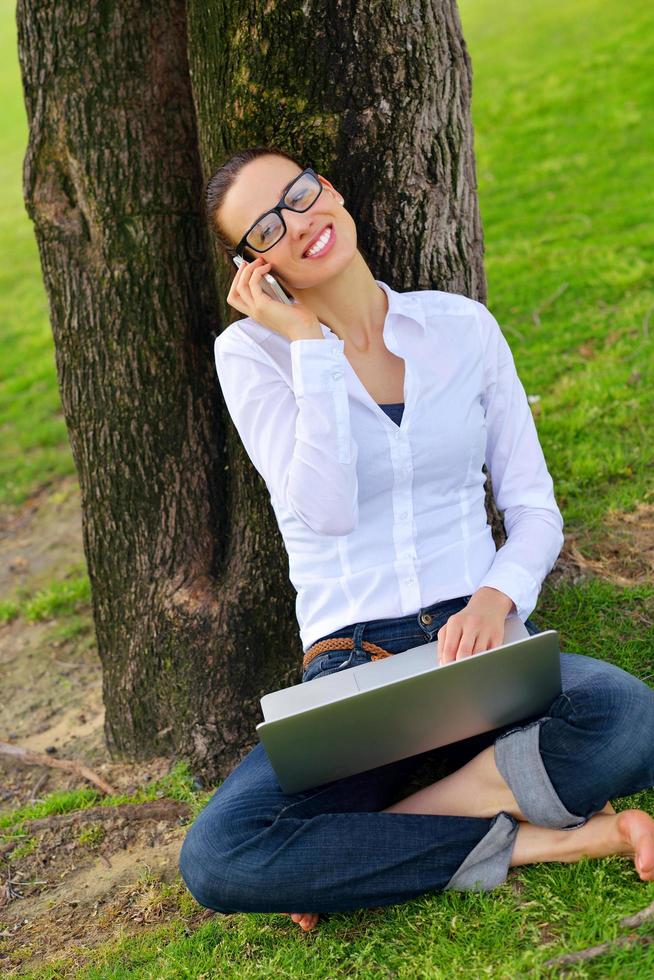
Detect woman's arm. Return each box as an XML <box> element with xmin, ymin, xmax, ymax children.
<box><xmin>214</xmin><ymin>330</ymin><xmax>359</xmax><ymax>536</ymax></box>
<box><xmin>438</xmin><ymin>301</ymin><xmax>564</xmax><ymax>664</ymax></box>
<box><xmin>470</xmin><ymin>300</ymin><xmax>565</xmax><ymax>622</ymax></box>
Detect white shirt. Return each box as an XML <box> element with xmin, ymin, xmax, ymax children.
<box><xmin>214</xmin><ymin>280</ymin><xmax>564</xmax><ymax>653</ymax></box>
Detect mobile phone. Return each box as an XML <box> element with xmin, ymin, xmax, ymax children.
<box><xmin>232</xmin><ymin>255</ymin><xmax>294</xmax><ymax>305</ymax></box>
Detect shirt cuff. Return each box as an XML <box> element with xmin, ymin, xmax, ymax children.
<box><xmin>290</xmin><ymin>336</ymin><xmax>346</xmax><ymax>397</ymax></box>
<box><xmin>475</xmin><ymin>561</ymin><xmax>540</xmax><ymax>624</ymax></box>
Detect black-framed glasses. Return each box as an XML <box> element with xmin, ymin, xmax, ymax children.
<box><xmin>232</xmin><ymin>167</ymin><xmax>323</xmax><ymax>258</ymax></box>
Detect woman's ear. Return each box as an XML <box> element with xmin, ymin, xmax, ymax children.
<box><xmin>317</xmin><ymin>174</ymin><xmax>343</xmax><ymax>203</ymax></box>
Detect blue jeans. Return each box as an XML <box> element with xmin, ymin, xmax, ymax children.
<box><xmin>178</xmin><ymin>594</ymin><xmax>654</xmax><ymax>912</ymax></box>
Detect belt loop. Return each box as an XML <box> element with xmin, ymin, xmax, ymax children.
<box><xmin>352</xmin><ymin>622</ymin><xmax>366</xmax><ymax>657</ymax></box>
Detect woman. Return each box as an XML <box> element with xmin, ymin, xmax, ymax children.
<box><xmin>178</xmin><ymin>146</ymin><xmax>654</xmax><ymax>932</ymax></box>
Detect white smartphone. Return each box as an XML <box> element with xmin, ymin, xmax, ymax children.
<box><xmin>232</xmin><ymin>255</ymin><xmax>295</xmax><ymax>305</ymax></box>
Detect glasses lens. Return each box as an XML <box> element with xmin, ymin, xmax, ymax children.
<box><xmin>246</xmin><ymin>172</ymin><xmax>321</xmax><ymax>252</ymax></box>
<box><xmin>283</xmin><ymin>171</ymin><xmax>321</xmax><ymax>211</ymax></box>
<box><xmin>248</xmin><ymin>211</ymin><xmax>285</xmax><ymax>252</ymax></box>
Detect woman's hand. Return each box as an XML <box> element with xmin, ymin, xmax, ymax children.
<box><xmin>437</xmin><ymin>588</ymin><xmax>514</xmax><ymax>665</ymax></box>
<box><xmin>227</xmin><ymin>256</ymin><xmax>322</xmax><ymax>342</ymax></box>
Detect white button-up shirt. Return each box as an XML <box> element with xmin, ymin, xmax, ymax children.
<box><xmin>214</xmin><ymin>280</ymin><xmax>564</xmax><ymax>652</ymax></box>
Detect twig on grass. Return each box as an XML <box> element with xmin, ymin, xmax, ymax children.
<box><xmin>0</xmin><ymin>873</ymin><xmax>23</xmax><ymax>906</ymax></box>
<box><xmin>543</xmin><ymin>900</ymin><xmax>654</xmax><ymax>971</ymax></box>
<box><xmin>0</xmin><ymin>740</ymin><xmax>116</xmax><ymax>795</ymax></box>
<box><xmin>29</xmin><ymin>773</ymin><xmax>49</xmax><ymax>801</ymax></box>
<box><xmin>532</xmin><ymin>282</ymin><xmax>569</xmax><ymax>326</ymax></box>
<box><xmin>0</xmin><ymin>868</ymin><xmax>50</xmax><ymax>907</ymax></box>
<box><xmin>620</xmin><ymin>899</ymin><xmax>654</xmax><ymax>928</ymax></box>
<box><xmin>543</xmin><ymin>933</ymin><xmax>652</xmax><ymax>970</ymax></box>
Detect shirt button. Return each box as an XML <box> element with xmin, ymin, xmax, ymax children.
<box><xmin>394</xmin><ymin>431</ymin><xmax>401</xmax><ymax>440</ymax></box>
<box><xmin>331</xmin><ymin>370</ymin><xmax>342</xmax><ymax>380</ymax></box>
<box><xmin>404</xmin><ymin>576</ymin><xmax>414</xmax><ymax>585</ymax></box>
<box><xmin>399</xmin><ymin>511</ymin><xmax>408</xmax><ymax>520</ymax></box>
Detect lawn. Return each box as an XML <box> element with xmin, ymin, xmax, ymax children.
<box><xmin>1</xmin><ymin>0</ymin><xmax>653</xmax><ymax>975</ymax></box>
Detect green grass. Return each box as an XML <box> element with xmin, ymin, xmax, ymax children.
<box><xmin>0</xmin><ymin>0</ymin><xmax>75</xmax><ymax>511</ymax></box>
<box><xmin>2</xmin><ymin>0</ymin><xmax>654</xmax><ymax>975</ymax></box>
<box><xmin>21</xmin><ymin>859</ymin><xmax>654</xmax><ymax>979</ymax></box>
<box><xmin>0</xmin><ymin>562</ymin><xmax>91</xmax><ymax>624</ymax></box>
<box><xmin>535</xmin><ymin>577</ymin><xmax>654</xmax><ymax>683</ymax></box>
<box><xmin>465</xmin><ymin>0</ymin><xmax>654</xmax><ymax>530</ymax></box>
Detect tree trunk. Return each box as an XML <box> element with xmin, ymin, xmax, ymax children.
<box><xmin>16</xmin><ymin>0</ymin><xmax>505</xmax><ymax>786</ymax></box>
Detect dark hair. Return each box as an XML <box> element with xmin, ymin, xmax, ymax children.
<box><xmin>204</xmin><ymin>145</ymin><xmax>304</xmax><ymax>267</ymax></box>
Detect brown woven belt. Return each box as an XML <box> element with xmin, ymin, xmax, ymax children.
<box><xmin>302</xmin><ymin>636</ymin><xmax>394</xmax><ymax>672</ymax></box>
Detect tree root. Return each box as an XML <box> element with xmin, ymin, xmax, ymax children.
<box><xmin>1</xmin><ymin>799</ymin><xmax>191</xmax><ymax>860</ymax></box>
<box><xmin>0</xmin><ymin>740</ymin><xmax>117</xmax><ymax>795</ymax></box>
<box><xmin>543</xmin><ymin>900</ymin><xmax>654</xmax><ymax>970</ymax></box>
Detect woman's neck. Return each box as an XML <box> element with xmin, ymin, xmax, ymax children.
<box><xmin>291</xmin><ymin>252</ymin><xmax>389</xmax><ymax>353</ymax></box>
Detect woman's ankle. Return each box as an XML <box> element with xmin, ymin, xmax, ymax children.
<box><xmin>509</xmin><ymin>812</ymin><xmax>627</xmax><ymax>868</ymax></box>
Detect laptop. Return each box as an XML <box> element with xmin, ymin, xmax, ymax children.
<box><xmin>256</xmin><ymin>616</ymin><xmax>562</xmax><ymax>793</ymax></box>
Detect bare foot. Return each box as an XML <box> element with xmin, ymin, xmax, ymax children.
<box><xmin>616</xmin><ymin>809</ymin><xmax>654</xmax><ymax>880</ymax></box>
<box><xmin>282</xmin><ymin>912</ymin><xmax>319</xmax><ymax>931</ymax></box>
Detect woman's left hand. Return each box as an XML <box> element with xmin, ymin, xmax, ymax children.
<box><xmin>437</xmin><ymin>589</ymin><xmax>514</xmax><ymax>665</ymax></box>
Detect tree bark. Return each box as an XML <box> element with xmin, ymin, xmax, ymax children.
<box><xmin>16</xmin><ymin>0</ymin><xmax>505</xmax><ymax>787</ymax></box>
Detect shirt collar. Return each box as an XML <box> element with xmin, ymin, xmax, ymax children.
<box><xmin>374</xmin><ymin>279</ymin><xmax>427</xmax><ymax>333</ymax></box>
<box><xmin>318</xmin><ymin>280</ymin><xmax>427</xmax><ymax>339</ymax></box>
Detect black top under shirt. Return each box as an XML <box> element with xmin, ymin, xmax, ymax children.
<box><xmin>377</xmin><ymin>402</ymin><xmax>405</xmax><ymax>426</ymax></box>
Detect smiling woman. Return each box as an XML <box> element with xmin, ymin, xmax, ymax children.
<box><xmin>204</xmin><ymin>147</ymin><xmax>356</xmax><ymax>296</ymax></box>
<box><xmin>179</xmin><ymin>145</ymin><xmax>654</xmax><ymax>932</ymax></box>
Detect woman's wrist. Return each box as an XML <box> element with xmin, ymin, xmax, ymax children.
<box><xmin>468</xmin><ymin>586</ymin><xmax>516</xmax><ymax>616</ymax></box>
<box><xmin>287</xmin><ymin>319</ymin><xmax>324</xmax><ymax>341</ymax></box>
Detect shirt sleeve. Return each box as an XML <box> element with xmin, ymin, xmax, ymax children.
<box><xmin>214</xmin><ymin>330</ymin><xmax>359</xmax><ymax>536</ymax></box>
<box><xmin>470</xmin><ymin>300</ymin><xmax>565</xmax><ymax>622</ymax></box>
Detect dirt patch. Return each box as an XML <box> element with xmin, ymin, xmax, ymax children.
<box><xmin>0</xmin><ymin>474</ymin><xmax>84</xmax><ymax>601</ymax></box>
<box><xmin>0</xmin><ymin>807</ymin><xmax>210</xmax><ymax>975</ymax></box>
<box><xmin>0</xmin><ymin>616</ymin><xmax>105</xmax><ymax>767</ymax></box>
<box><xmin>1</xmin><ymin>477</ymin><xmax>204</xmax><ymax>974</ymax></box>
<box><xmin>552</xmin><ymin>502</ymin><xmax>654</xmax><ymax>588</ymax></box>
<box><xmin>0</xmin><ymin>475</ymin><xmax>177</xmax><ymax>805</ymax></box>
<box><xmin>0</xmin><ymin>473</ymin><xmax>110</xmax><ymax>800</ymax></box>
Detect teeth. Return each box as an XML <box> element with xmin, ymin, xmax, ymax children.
<box><xmin>304</xmin><ymin>225</ymin><xmax>332</xmax><ymax>256</ymax></box>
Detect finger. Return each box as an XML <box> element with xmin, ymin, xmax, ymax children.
<box><xmin>227</xmin><ymin>259</ymin><xmax>253</xmax><ymax>306</ymax></box>
<box><xmin>247</xmin><ymin>261</ymin><xmax>272</xmax><ymax>300</ymax></box>
<box><xmin>236</xmin><ymin>255</ymin><xmax>263</xmax><ymax>290</ymax></box>
<box><xmin>240</xmin><ymin>258</ymin><xmax>272</xmax><ymax>302</ymax></box>
<box><xmin>441</xmin><ymin>622</ymin><xmax>463</xmax><ymax>664</ymax></box>
<box><xmin>229</xmin><ymin>257</ymin><xmax>268</xmax><ymax>309</ymax></box>
<box><xmin>479</xmin><ymin>630</ymin><xmax>504</xmax><ymax>654</ymax></box>
<box><xmin>489</xmin><ymin>630</ymin><xmax>504</xmax><ymax>651</ymax></box>
<box><xmin>455</xmin><ymin>631</ymin><xmax>479</xmax><ymax>661</ymax></box>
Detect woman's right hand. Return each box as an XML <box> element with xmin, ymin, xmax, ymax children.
<box><xmin>227</xmin><ymin>256</ymin><xmax>323</xmax><ymax>342</ymax></box>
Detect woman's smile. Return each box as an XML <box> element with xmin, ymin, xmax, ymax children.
<box><xmin>302</xmin><ymin>222</ymin><xmax>336</xmax><ymax>259</ymax></box>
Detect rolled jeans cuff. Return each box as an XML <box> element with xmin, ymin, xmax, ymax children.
<box><xmin>444</xmin><ymin>811</ymin><xmax>519</xmax><ymax>892</ymax></box>
<box><xmin>494</xmin><ymin>718</ymin><xmax>588</xmax><ymax>830</ymax></box>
